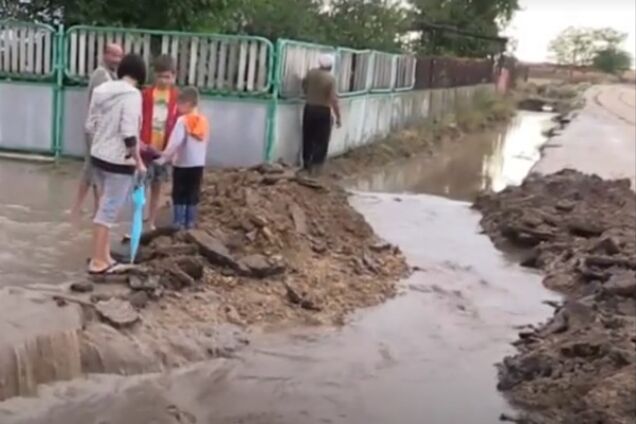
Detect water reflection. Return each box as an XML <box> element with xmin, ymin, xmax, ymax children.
<box><xmin>349</xmin><ymin>111</ymin><xmax>556</xmax><ymax>200</ymax></box>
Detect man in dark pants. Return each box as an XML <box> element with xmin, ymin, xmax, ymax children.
<box><xmin>301</xmin><ymin>54</ymin><xmax>342</xmax><ymax>175</ymax></box>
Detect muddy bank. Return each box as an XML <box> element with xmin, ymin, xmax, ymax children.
<box><xmin>474</xmin><ymin>170</ymin><xmax>636</xmax><ymax>424</ymax></box>
<box><xmin>0</xmin><ymin>165</ymin><xmax>407</xmax><ymax>401</ymax></box>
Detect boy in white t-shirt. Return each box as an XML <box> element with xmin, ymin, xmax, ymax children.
<box><xmin>157</xmin><ymin>87</ymin><xmax>210</xmax><ymax>229</ymax></box>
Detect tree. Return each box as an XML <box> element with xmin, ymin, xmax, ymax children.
<box><xmin>2</xmin><ymin>0</ymin><xmax>519</xmax><ymax>56</ymax></box>
<box><xmin>549</xmin><ymin>27</ymin><xmax>628</xmax><ymax>67</ymax></box>
<box><xmin>410</xmin><ymin>0</ymin><xmax>519</xmax><ymax>57</ymax></box>
<box><xmin>231</xmin><ymin>0</ymin><xmax>326</xmax><ymax>42</ymax></box>
<box><xmin>593</xmin><ymin>48</ymin><xmax>633</xmax><ymax>75</ymax></box>
<box><xmin>322</xmin><ymin>0</ymin><xmax>411</xmax><ymax>52</ymax></box>
<box><xmin>1</xmin><ymin>0</ymin><xmax>238</xmax><ymax>30</ymax></box>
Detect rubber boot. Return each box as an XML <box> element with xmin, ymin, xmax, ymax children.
<box><xmin>172</xmin><ymin>204</ymin><xmax>187</xmax><ymax>229</ymax></box>
<box><xmin>185</xmin><ymin>205</ymin><xmax>198</xmax><ymax>230</ymax></box>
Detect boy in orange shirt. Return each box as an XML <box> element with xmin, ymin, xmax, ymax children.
<box><xmin>140</xmin><ymin>55</ymin><xmax>179</xmax><ymax>230</ymax></box>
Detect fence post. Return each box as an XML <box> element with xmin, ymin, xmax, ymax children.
<box><xmin>389</xmin><ymin>55</ymin><xmax>397</xmax><ymax>92</ymax></box>
<box><xmin>51</xmin><ymin>24</ymin><xmax>65</xmax><ymax>158</ymax></box>
<box><xmin>264</xmin><ymin>39</ymin><xmax>282</xmax><ymax>163</ymax></box>
<box><xmin>366</xmin><ymin>52</ymin><xmax>376</xmax><ymax>92</ymax></box>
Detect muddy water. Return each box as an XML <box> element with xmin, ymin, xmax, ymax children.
<box><xmin>0</xmin><ymin>161</ymin><xmax>92</xmax><ymax>288</ymax></box>
<box><xmin>0</xmin><ymin>193</ymin><xmax>558</xmax><ymax>424</ymax></box>
<box><xmin>348</xmin><ymin>111</ymin><xmax>556</xmax><ymax>200</ymax></box>
<box><xmin>0</xmin><ymin>111</ymin><xmax>559</xmax><ymax>423</ymax></box>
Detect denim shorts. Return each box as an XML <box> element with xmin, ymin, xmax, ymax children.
<box><xmin>93</xmin><ymin>168</ymin><xmax>133</xmax><ymax>228</ymax></box>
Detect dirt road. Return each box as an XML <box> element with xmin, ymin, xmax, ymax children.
<box><xmin>534</xmin><ymin>85</ymin><xmax>636</xmax><ymax>187</ymax></box>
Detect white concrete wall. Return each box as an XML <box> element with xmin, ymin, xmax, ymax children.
<box><xmin>61</xmin><ymin>88</ymin><xmax>270</xmax><ymax>167</ymax></box>
<box><xmin>1</xmin><ymin>82</ymin><xmax>493</xmax><ymax>166</ymax></box>
<box><xmin>0</xmin><ymin>82</ymin><xmax>54</xmax><ymax>153</ymax></box>
<box><xmin>273</xmin><ymin>84</ymin><xmax>494</xmax><ymax>164</ymax></box>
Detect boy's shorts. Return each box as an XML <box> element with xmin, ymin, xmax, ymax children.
<box><xmin>146</xmin><ymin>163</ymin><xmax>171</xmax><ymax>185</ymax></box>
<box><xmin>93</xmin><ymin>168</ymin><xmax>133</xmax><ymax>228</ymax></box>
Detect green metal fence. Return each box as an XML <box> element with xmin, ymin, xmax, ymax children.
<box><xmin>64</xmin><ymin>26</ymin><xmax>275</xmax><ymax>96</ymax></box>
<box><xmin>1</xmin><ymin>20</ymin><xmax>417</xmax><ymax>160</ymax></box>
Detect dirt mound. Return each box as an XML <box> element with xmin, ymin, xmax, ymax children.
<box><xmin>100</xmin><ymin>165</ymin><xmax>408</xmax><ymax>328</ymax></box>
<box><xmin>474</xmin><ymin>169</ymin><xmax>636</xmax><ymax>424</ymax></box>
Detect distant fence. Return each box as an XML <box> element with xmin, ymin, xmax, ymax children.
<box><xmin>276</xmin><ymin>40</ymin><xmax>416</xmax><ymax>99</ymax></box>
<box><xmin>414</xmin><ymin>57</ymin><xmax>494</xmax><ymax>89</ymax></box>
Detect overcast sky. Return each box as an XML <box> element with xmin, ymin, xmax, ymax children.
<box><xmin>505</xmin><ymin>0</ymin><xmax>636</xmax><ymax>63</ymax></box>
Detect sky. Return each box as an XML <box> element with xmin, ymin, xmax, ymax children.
<box><xmin>505</xmin><ymin>0</ymin><xmax>636</xmax><ymax>63</ymax></box>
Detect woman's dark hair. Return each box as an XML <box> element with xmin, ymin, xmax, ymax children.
<box><xmin>117</xmin><ymin>53</ymin><xmax>147</xmax><ymax>86</ymax></box>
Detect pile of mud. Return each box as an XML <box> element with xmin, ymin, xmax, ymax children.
<box><xmin>474</xmin><ymin>169</ymin><xmax>636</xmax><ymax>424</ymax></box>
<box><xmin>92</xmin><ymin>164</ymin><xmax>408</xmax><ymax>328</ymax></box>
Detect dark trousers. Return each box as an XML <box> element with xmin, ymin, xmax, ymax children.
<box><xmin>172</xmin><ymin>166</ymin><xmax>204</xmax><ymax>206</ymax></box>
<box><xmin>302</xmin><ymin>104</ymin><xmax>332</xmax><ymax>169</ymax></box>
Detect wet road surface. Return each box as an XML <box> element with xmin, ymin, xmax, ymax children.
<box><xmin>0</xmin><ymin>111</ymin><xmax>559</xmax><ymax>423</ymax></box>
<box><xmin>534</xmin><ymin>85</ymin><xmax>636</xmax><ymax>187</ymax></box>
<box><xmin>0</xmin><ymin>193</ymin><xmax>558</xmax><ymax>424</ymax></box>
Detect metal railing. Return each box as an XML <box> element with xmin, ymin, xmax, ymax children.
<box><xmin>65</xmin><ymin>26</ymin><xmax>274</xmax><ymax>95</ymax></box>
<box><xmin>276</xmin><ymin>39</ymin><xmax>336</xmax><ymax>99</ymax></box>
<box><xmin>414</xmin><ymin>57</ymin><xmax>494</xmax><ymax>89</ymax></box>
<box><xmin>277</xmin><ymin>40</ymin><xmax>416</xmax><ymax>99</ymax></box>
<box><xmin>0</xmin><ymin>20</ymin><xmax>58</xmax><ymax>80</ymax></box>
<box><xmin>394</xmin><ymin>54</ymin><xmax>416</xmax><ymax>91</ymax></box>
<box><xmin>336</xmin><ymin>48</ymin><xmax>372</xmax><ymax>96</ymax></box>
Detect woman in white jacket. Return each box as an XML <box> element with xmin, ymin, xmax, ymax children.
<box><xmin>85</xmin><ymin>53</ymin><xmax>147</xmax><ymax>274</ymax></box>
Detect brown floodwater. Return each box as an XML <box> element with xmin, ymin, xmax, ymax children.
<box><xmin>0</xmin><ymin>111</ymin><xmax>559</xmax><ymax>423</ymax></box>
<box><xmin>347</xmin><ymin>111</ymin><xmax>556</xmax><ymax>201</ymax></box>
<box><xmin>0</xmin><ymin>161</ymin><xmax>92</xmax><ymax>288</ymax></box>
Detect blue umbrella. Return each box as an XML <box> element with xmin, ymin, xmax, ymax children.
<box><xmin>129</xmin><ymin>175</ymin><xmax>146</xmax><ymax>264</ymax></box>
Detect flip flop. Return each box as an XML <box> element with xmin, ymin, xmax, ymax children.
<box><xmin>87</xmin><ymin>261</ymin><xmax>125</xmax><ymax>275</ymax></box>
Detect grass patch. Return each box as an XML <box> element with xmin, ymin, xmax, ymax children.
<box><xmin>454</xmin><ymin>88</ymin><xmax>516</xmax><ymax>132</ymax></box>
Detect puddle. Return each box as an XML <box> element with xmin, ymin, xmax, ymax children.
<box><xmin>348</xmin><ymin>111</ymin><xmax>556</xmax><ymax>200</ymax></box>
<box><xmin>0</xmin><ymin>193</ymin><xmax>558</xmax><ymax>424</ymax></box>
<box><xmin>0</xmin><ymin>161</ymin><xmax>111</xmax><ymax>288</ymax></box>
